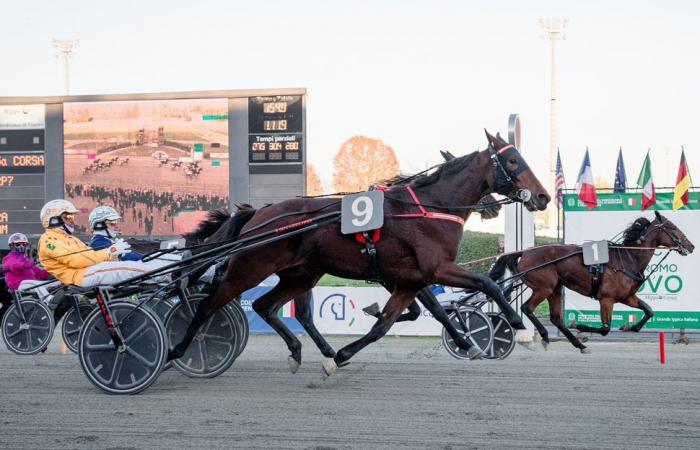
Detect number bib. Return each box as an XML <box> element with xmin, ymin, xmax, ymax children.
<box><xmin>341</xmin><ymin>191</ymin><xmax>384</xmax><ymax>234</ymax></box>
<box><xmin>582</xmin><ymin>240</ymin><xmax>609</xmax><ymax>266</ymax></box>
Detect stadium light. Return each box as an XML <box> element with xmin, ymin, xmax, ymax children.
<box><xmin>52</xmin><ymin>38</ymin><xmax>79</xmax><ymax>95</ymax></box>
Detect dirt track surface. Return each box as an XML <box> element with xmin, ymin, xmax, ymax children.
<box><xmin>2</xmin><ymin>334</ymin><xmax>699</xmax><ymax>449</ymax></box>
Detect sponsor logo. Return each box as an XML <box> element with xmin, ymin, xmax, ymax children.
<box><xmin>320</xmin><ymin>293</ymin><xmax>357</xmax><ymax>327</ymax></box>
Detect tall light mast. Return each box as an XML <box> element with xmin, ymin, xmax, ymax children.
<box><xmin>52</xmin><ymin>39</ymin><xmax>79</xmax><ymax>95</ymax></box>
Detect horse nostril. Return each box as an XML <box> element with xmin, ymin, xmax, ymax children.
<box><xmin>538</xmin><ymin>193</ymin><xmax>551</xmax><ymax>204</ymax></box>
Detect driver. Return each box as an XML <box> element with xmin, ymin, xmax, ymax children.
<box><xmin>2</xmin><ymin>233</ymin><xmax>57</xmax><ymax>303</ymax></box>
<box><xmin>37</xmin><ymin>199</ymin><xmax>177</xmax><ymax>288</ymax></box>
<box><xmin>87</xmin><ymin>206</ymin><xmax>143</xmax><ymax>261</ymax></box>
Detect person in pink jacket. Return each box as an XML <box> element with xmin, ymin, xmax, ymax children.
<box><xmin>2</xmin><ymin>233</ymin><xmax>53</xmax><ymax>302</ymax></box>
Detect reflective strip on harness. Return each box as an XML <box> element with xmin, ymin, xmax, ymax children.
<box><xmin>392</xmin><ymin>185</ymin><xmax>465</xmax><ymax>226</ymax></box>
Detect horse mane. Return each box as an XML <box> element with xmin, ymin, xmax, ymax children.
<box><xmin>183</xmin><ymin>209</ymin><xmax>231</xmax><ymax>242</ymax></box>
<box><xmin>383</xmin><ymin>151</ymin><xmax>479</xmax><ymax>188</ymax></box>
<box><xmin>621</xmin><ymin>217</ymin><xmax>652</xmax><ymax>244</ymax></box>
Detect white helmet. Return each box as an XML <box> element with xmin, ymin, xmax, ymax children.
<box><xmin>8</xmin><ymin>232</ymin><xmax>29</xmax><ymax>246</ymax></box>
<box><xmin>40</xmin><ymin>199</ymin><xmax>80</xmax><ymax>229</ymax></box>
<box><xmin>89</xmin><ymin>206</ymin><xmax>121</xmax><ymax>230</ymax></box>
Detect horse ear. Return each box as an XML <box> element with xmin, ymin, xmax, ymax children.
<box><xmin>495</xmin><ymin>132</ymin><xmax>503</xmax><ymax>142</ymax></box>
<box><xmin>440</xmin><ymin>150</ymin><xmax>455</xmax><ymax>161</ymax></box>
<box><xmin>654</xmin><ymin>210</ymin><xmax>662</xmax><ymax>221</ymax></box>
<box><xmin>484</xmin><ymin>129</ymin><xmax>496</xmax><ymax>146</ymax></box>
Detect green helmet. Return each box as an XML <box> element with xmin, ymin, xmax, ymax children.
<box><xmin>88</xmin><ymin>206</ymin><xmax>121</xmax><ymax>230</ymax></box>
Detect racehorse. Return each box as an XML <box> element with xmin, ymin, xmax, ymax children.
<box><xmin>488</xmin><ymin>211</ymin><xmax>694</xmax><ymax>353</ymax></box>
<box><xmin>170</xmin><ymin>130</ymin><xmax>550</xmax><ymax>377</ymax></box>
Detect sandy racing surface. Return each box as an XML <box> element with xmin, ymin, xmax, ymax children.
<box><xmin>1</xmin><ymin>333</ymin><xmax>699</xmax><ymax>449</ymax></box>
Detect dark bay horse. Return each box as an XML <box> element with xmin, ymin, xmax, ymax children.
<box><xmin>489</xmin><ymin>211</ymin><xmax>694</xmax><ymax>353</ymax></box>
<box><xmin>170</xmin><ymin>130</ymin><xmax>550</xmax><ymax>377</ymax></box>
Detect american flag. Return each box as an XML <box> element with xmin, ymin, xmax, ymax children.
<box><xmin>555</xmin><ymin>148</ymin><xmax>565</xmax><ymax>208</ymax></box>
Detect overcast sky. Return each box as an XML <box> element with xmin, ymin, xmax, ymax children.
<box><xmin>2</xmin><ymin>0</ymin><xmax>698</xmax><ymax>192</ymax></box>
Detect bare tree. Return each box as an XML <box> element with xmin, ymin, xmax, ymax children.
<box><xmin>332</xmin><ymin>136</ymin><xmax>399</xmax><ymax>192</ymax></box>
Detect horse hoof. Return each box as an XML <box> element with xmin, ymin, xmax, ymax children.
<box><xmin>288</xmin><ymin>356</ymin><xmax>301</xmax><ymax>374</ymax></box>
<box><xmin>518</xmin><ymin>341</ymin><xmax>536</xmax><ymax>352</ymax></box>
<box><xmin>580</xmin><ymin>347</ymin><xmax>591</xmax><ymax>354</ymax></box>
<box><xmin>515</xmin><ymin>329</ymin><xmax>532</xmax><ymax>343</ymax></box>
<box><xmin>620</xmin><ymin>324</ymin><xmax>631</xmax><ymax>332</ymax></box>
<box><xmin>541</xmin><ymin>340</ymin><xmax>549</xmax><ymax>351</ymax></box>
<box><xmin>467</xmin><ymin>347</ymin><xmax>484</xmax><ymax>360</ymax></box>
<box><xmin>322</xmin><ymin>358</ymin><xmax>337</xmax><ymax>379</ymax></box>
<box><xmin>566</xmin><ymin>320</ymin><xmax>577</xmax><ymax>329</ymax></box>
<box><xmin>362</xmin><ymin>302</ymin><xmax>381</xmax><ymax>317</ymax></box>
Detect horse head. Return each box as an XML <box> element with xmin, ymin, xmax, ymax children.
<box><xmin>650</xmin><ymin>211</ymin><xmax>695</xmax><ymax>255</ymax></box>
<box><xmin>484</xmin><ymin>130</ymin><xmax>550</xmax><ymax>211</ymax></box>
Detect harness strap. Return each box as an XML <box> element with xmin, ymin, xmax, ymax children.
<box><xmin>392</xmin><ymin>186</ymin><xmax>465</xmax><ymax>226</ymax></box>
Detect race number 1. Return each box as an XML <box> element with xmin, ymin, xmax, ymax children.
<box><xmin>341</xmin><ymin>190</ymin><xmax>384</xmax><ymax>234</ymax></box>
<box><xmin>582</xmin><ymin>240</ymin><xmax>610</xmax><ymax>266</ymax></box>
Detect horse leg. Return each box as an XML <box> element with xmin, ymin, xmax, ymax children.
<box><xmin>415</xmin><ymin>287</ymin><xmax>482</xmax><ymax>359</ymax></box>
<box><xmin>364</xmin><ymin>299</ymin><xmax>422</xmax><ymax>323</ymax></box>
<box><xmin>433</xmin><ymin>263</ymin><xmax>527</xmax><ymax>337</ymax></box>
<box><xmin>324</xmin><ymin>289</ymin><xmax>417</xmax><ymax>378</ymax></box>
<box><xmin>520</xmin><ymin>289</ymin><xmax>551</xmax><ymax>350</ymax></box>
<box><xmin>293</xmin><ymin>290</ymin><xmax>336</xmax><ymax>359</ymax></box>
<box><xmin>169</xmin><ymin>275</ymin><xmax>260</xmax><ymax>361</ymax></box>
<box><xmin>570</xmin><ymin>298</ymin><xmax>614</xmax><ymax>337</ymax></box>
<box><xmin>252</xmin><ymin>275</ymin><xmax>319</xmax><ymax>373</ymax></box>
<box><xmin>618</xmin><ymin>295</ymin><xmax>654</xmax><ymax>332</ymax></box>
<box><xmin>547</xmin><ymin>285</ymin><xmax>589</xmax><ymax>353</ymax></box>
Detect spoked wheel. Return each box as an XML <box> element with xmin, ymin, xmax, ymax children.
<box><xmin>166</xmin><ymin>296</ymin><xmax>239</xmax><ymax>378</ymax></box>
<box><xmin>142</xmin><ymin>296</ymin><xmax>176</xmax><ymax>326</ymax></box>
<box><xmin>442</xmin><ymin>306</ymin><xmax>494</xmax><ymax>360</ymax></box>
<box><xmin>1</xmin><ymin>298</ymin><xmax>54</xmax><ymax>355</ymax></box>
<box><xmin>226</xmin><ymin>300</ymin><xmax>249</xmax><ymax>358</ymax></box>
<box><xmin>78</xmin><ymin>301</ymin><xmax>167</xmax><ymax>395</ymax></box>
<box><xmin>61</xmin><ymin>303</ymin><xmax>96</xmax><ymax>353</ymax></box>
<box><xmin>483</xmin><ymin>312</ymin><xmax>516</xmax><ymax>360</ymax></box>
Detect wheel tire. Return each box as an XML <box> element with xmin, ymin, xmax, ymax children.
<box><xmin>483</xmin><ymin>312</ymin><xmax>516</xmax><ymax>360</ymax></box>
<box><xmin>61</xmin><ymin>304</ymin><xmax>96</xmax><ymax>354</ymax></box>
<box><xmin>226</xmin><ymin>301</ymin><xmax>249</xmax><ymax>358</ymax></box>
<box><xmin>1</xmin><ymin>299</ymin><xmax>54</xmax><ymax>355</ymax></box>
<box><xmin>166</xmin><ymin>297</ymin><xmax>239</xmax><ymax>378</ymax></box>
<box><xmin>141</xmin><ymin>296</ymin><xmax>176</xmax><ymax>325</ymax></box>
<box><xmin>441</xmin><ymin>306</ymin><xmax>494</xmax><ymax>360</ymax></box>
<box><xmin>78</xmin><ymin>301</ymin><xmax>167</xmax><ymax>395</ymax></box>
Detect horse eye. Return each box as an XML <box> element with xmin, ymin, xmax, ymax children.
<box><xmin>508</xmin><ymin>158</ymin><xmax>517</xmax><ymax>165</ymax></box>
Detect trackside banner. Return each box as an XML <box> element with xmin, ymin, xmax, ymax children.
<box><xmin>240</xmin><ymin>280</ymin><xmax>451</xmax><ymax>335</ymax></box>
<box><xmin>563</xmin><ymin>191</ymin><xmax>700</xmax><ymax>330</ymax></box>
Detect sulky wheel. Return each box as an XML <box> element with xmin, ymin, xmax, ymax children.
<box><xmin>78</xmin><ymin>301</ymin><xmax>167</xmax><ymax>395</ymax></box>
<box><xmin>61</xmin><ymin>303</ymin><xmax>96</xmax><ymax>354</ymax></box>
<box><xmin>1</xmin><ymin>298</ymin><xmax>54</xmax><ymax>355</ymax></box>
<box><xmin>226</xmin><ymin>300</ymin><xmax>249</xmax><ymax>358</ymax></box>
<box><xmin>141</xmin><ymin>295</ymin><xmax>176</xmax><ymax>326</ymax></box>
<box><xmin>442</xmin><ymin>306</ymin><xmax>494</xmax><ymax>360</ymax></box>
<box><xmin>166</xmin><ymin>296</ymin><xmax>239</xmax><ymax>378</ymax></box>
<box><xmin>483</xmin><ymin>312</ymin><xmax>516</xmax><ymax>360</ymax></box>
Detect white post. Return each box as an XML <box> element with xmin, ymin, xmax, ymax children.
<box><xmin>52</xmin><ymin>39</ymin><xmax>79</xmax><ymax>95</ymax></box>
<box><xmin>504</xmin><ymin>114</ymin><xmax>535</xmax><ymax>340</ymax></box>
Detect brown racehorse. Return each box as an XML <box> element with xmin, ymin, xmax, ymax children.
<box><xmin>488</xmin><ymin>211</ymin><xmax>694</xmax><ymax>353</ymax></box>
<box><xmin>170</xmin><ymin>131</ymin><xmax>550</xmax><ymax>377</ymax></box>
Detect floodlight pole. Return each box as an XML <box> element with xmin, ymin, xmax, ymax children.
<box><xmin>52</xmin><ymin>39</ymin><xmax>79</xmax><ymax>95</ymax></box>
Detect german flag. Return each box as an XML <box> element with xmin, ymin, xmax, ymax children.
<box><xmin>673</xmin><ymin>149</ymin><xmax>692</xmax><ymax>210</ymax></box>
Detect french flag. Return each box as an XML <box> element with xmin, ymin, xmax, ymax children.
<box><xmin>575</xmin><ymin>149</ymin><xmax>598</xmax><ymax>210</ymax></box>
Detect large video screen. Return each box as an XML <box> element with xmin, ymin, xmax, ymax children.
<box><xmin>64</xmin><ymin>98</ymin><xmax>229</xmax><ymax>236</ymax></box>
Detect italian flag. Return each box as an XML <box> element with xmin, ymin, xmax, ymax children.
<box><xmin>278</xmin><ymin>300</ymin><xmax>295</xmax><ymax>318</ymax></box>
<box><xmin>636</xmin><ymin>151</ymin><xmax>656</xmax><ymax>211</ymax></box>
<box><xmin>673</xmin><ymin>149</ymin><xmax>691</xmax><ymax>210</ymax></box>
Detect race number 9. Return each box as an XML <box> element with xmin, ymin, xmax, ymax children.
<box><xmin>351</xmin><ymin>196</ymin><xmax>373</xmax><ymax>227</ymax></box>
<box><xmin>341</xmin><ymin>190</ymin><xmax>384</xmax><ymax>234</ymax></box>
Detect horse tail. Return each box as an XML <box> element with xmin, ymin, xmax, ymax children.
<box><xmin>489</xmin><ymin>251</ymin><xmax>523</xmax><ymax>281</ymax></box>
<box><xmin>183</xmin><ymin>203</ymin><xmax>256</xmax><ymax>244</ymax></box>
<box><xmin>184</xmin><ymin>209</ymin><xmax>232</xmax><ymax>242</ymax></box>
<box><xmin>226</xmin><ymin>203</ymin><xmax>256</xmax><ymax>241</ymax></box>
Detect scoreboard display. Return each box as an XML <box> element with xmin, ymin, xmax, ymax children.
<box><xmin>0</xmin><ymin>105</ymin><xmax>46</xmax><ymax>238</ymax></box>
<box><xmin>248</xmin><ymin>96</ymin><xmax>304</xmax><ymax>163</ymax></box>
<box><xmin>0</xmin><ymin>89</ymin><xmax>306</xmax><ymax>247</ymax></box>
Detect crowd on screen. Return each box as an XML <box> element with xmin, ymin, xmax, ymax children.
<box><xmin>65</xmin><ymin>183</ymin><xmax>228</xmax><ymax>235</ymax></box>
